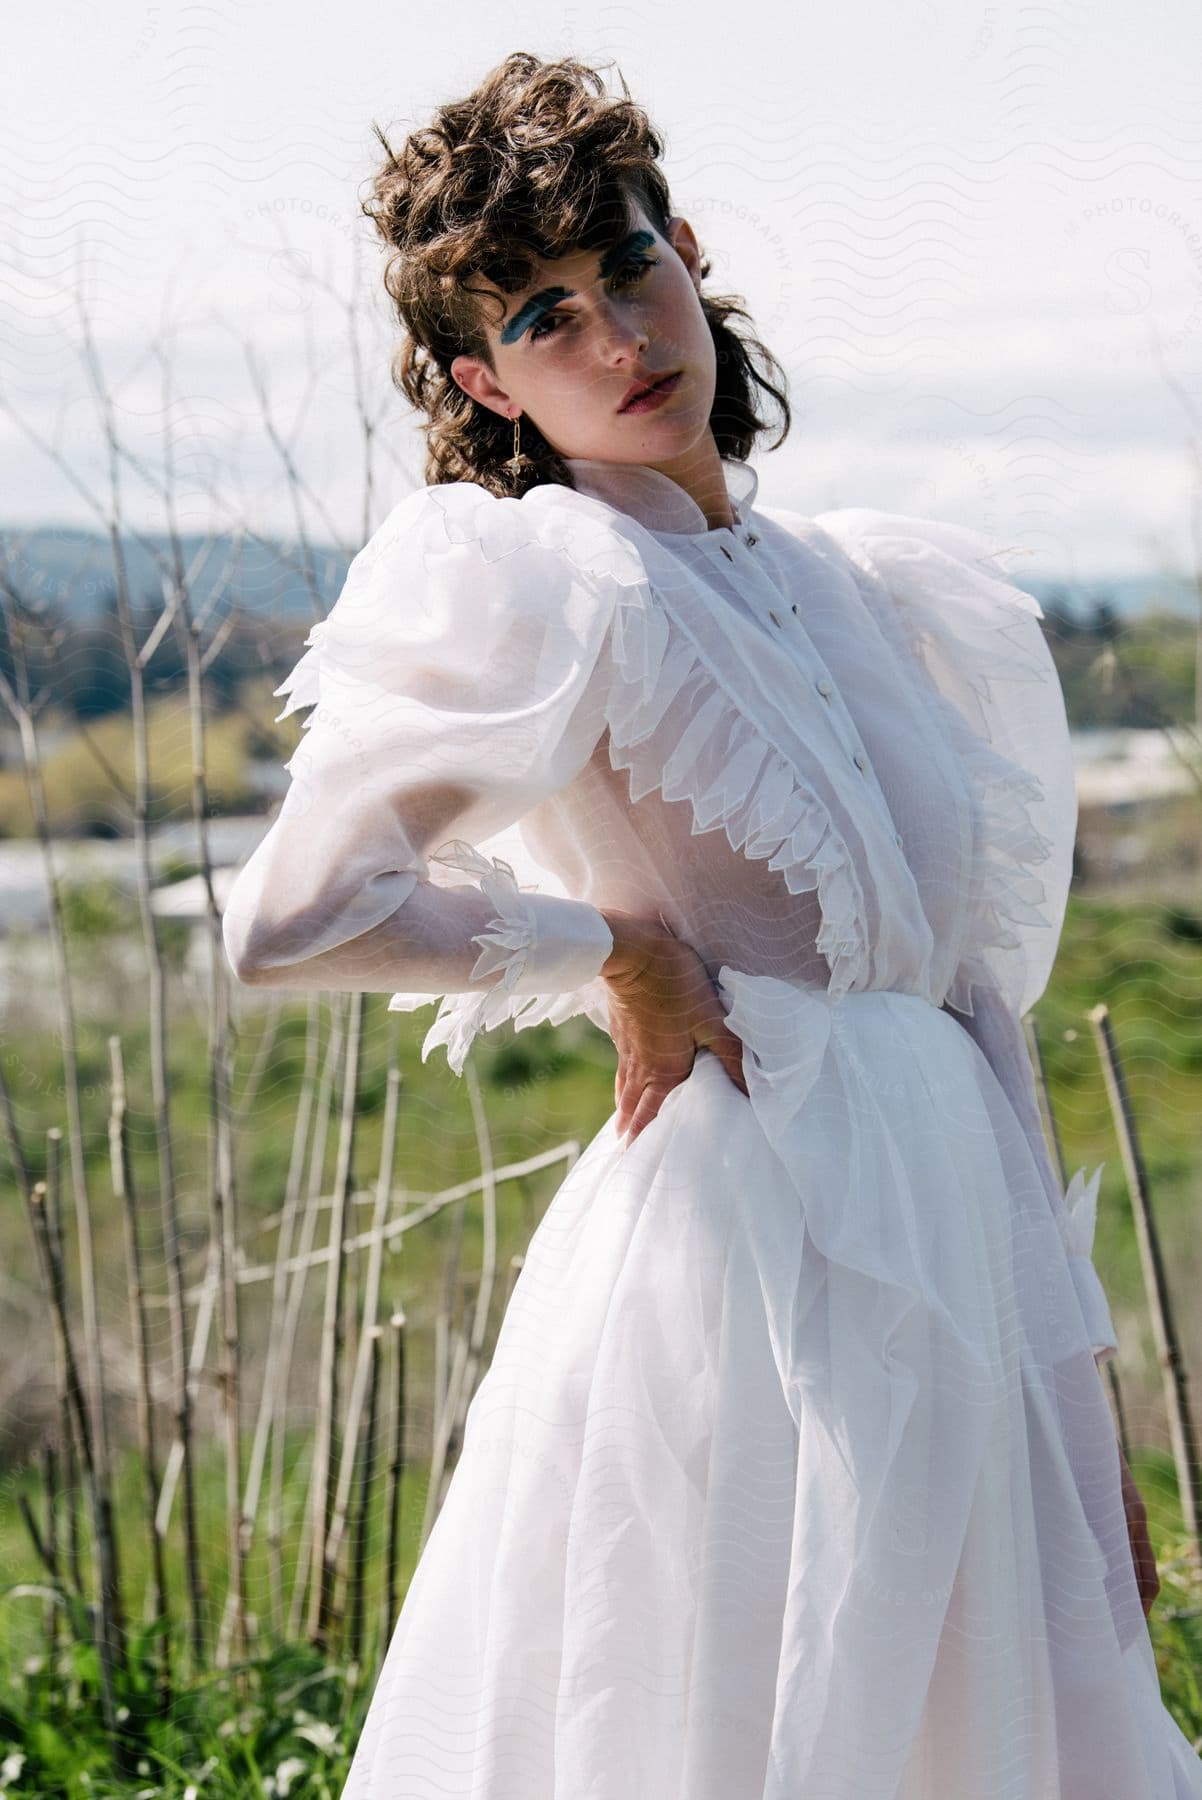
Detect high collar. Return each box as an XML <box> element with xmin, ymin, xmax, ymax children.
<box><xmin>562</xmin><ymin>455</ymin><xmax>759</xmax><ymax>537</ymax></box>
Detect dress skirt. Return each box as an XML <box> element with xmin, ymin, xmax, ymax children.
<box><xmin>340</xmin><ymin>974</ymin><xmax>1202</xmax><ymax>1799</ymax></box>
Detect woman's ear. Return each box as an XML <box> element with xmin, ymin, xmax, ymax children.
<box><xmin>450</xmin><ymin>353</ymin><xmax>513</xmax><ymax>419</ymax></box>
<box><xmin>664</xmin><ymin>215</ymin><xmax>704</xmax><ymax>291</ymax></box>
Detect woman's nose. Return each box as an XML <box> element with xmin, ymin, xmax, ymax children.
<box><xmin>594</xmin><ymin>300</ymin><xmax>649</xmax><ymax>359</ymax></box>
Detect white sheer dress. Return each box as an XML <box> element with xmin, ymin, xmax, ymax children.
<box><xmin>222</xmin><ymin>454</ymin><xmax>1202</xmax><ymax>1798</ymax></box>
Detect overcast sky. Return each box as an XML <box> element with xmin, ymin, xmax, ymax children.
<box><xmin>5</xmin><ymin>0</ymin><xmax>1202</xmax><ymax>579</ymax></box>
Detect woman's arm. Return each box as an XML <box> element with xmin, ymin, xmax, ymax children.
<box><xmin>220</xmin><ymin>478</ymin><xmax>644</xmax><ymax>1049</ymax></box>
<box><xmin>226</xmin><ymin>860</ymin><xmax>618</xmax><ymax>999</ymax></box>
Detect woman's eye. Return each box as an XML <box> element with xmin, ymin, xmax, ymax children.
<box><xmin>613</xmin><ymin>253</ymin><xmax>658</xmax><ymax>287</ymax></box>
<box><xmin>528</xmin><ymin>256</ymin><xmax>658</xmax><ymax>343</ymax></box>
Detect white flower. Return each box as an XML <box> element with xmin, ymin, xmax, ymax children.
<box><xmin>267</xmin><ymin>1757</ymin><xmax>308</xmax><ymax>1796</ymax></box>
<box><xmin>294</xmin><ymin>1720</ymin><xmax>339</xmax><ymax>1753</ymax></box>
<box><xmin>1</xmin><ymin>1750</ymin><xmax>27</xmax><ymax>1789</ymax></box>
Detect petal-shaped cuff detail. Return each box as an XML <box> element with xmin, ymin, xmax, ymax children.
<box><xmin>1062</xmin><ymin>1163</ymin><xmax>1119</xmax><ymax>1362</ymax></box>
<box><xmin>427</xmin><ymin>839</ymin><xmax>614</xmax><ymax>995</ymax></box>
<box><xmin>385</xmin><ymin>839</ymin><xmax>614</xmax><ymax>1077</ymax></box>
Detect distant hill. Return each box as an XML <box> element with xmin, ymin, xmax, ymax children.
<box><xmin>2</xmin><ymin>523</ymin><xmax>1198</xmax><ymax>625</ymax></box>
<box><xmin>0</xmin><ymin>526</ymin><xmax>353</xmax><ymax>626</ymax></box>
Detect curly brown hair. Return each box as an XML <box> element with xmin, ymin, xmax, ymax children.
<box><xmin>360</xmin><ymin>51</ymin><xmax>792</xmax><ymax>497</ymax></box>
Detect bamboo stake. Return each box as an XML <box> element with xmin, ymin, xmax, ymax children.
<box><xmin>287</xmin><ymin>1441</ymin><xmax>317</xmax><ymax>1646</ymax></box>
<box><xmin>17</xmin><ymin>1487</ymin><xmax>59</xmax><ymax>1592</ymax></box>
<box><xmin>285</xmin><ymin>999</ymin><xmax>349</xmax><ymax>1641</ymax></box>
<box><xmin>422</xmin><ymin>1325</ymin><xmax>471</xmax><ymax>1551</ymax></box>
<box><xmin>347</xmin><ymin>1326</ymin><xmax>383</xmax><ymax>1667</ymax></box>
<box><xmin>39</xmin><ymin>1123</ymin><xmax>87</xmax><ymax>1555</ymax></box>
<box><xmin>422</xmin><ymin>1102</ymin><xmax>474</xmax><ymax>1541</ymax></box>
<box><xmin>424</xmin><ymin>1062</ymin><xmax>502</xmax><ymax>1527</ymax></box>
<box><xmin>328</xmin><ymin>1065</ymin><xmax>402</xmax><ymax>1616</ymax></box>
<box><xmin>381</xmin><ymin>1309</ymin><xmax>407</xmax><ymax>1663</ymax></box>
<box><xmin>232</xmin><ymin>994</ymin><xmax>284</xmax><ymax>1126</ymax></box>
<box><xmin>272</xmin><ymin>999</ymin><xmax>346</xmax><ymax>1640</ymax></box>
<box><xmin>308</xmin><ymin>990</ymin><xmax>365</xmax><ymax>1647</ymax></box>
<box><xmin>105</xmin><ymin>525</ymin><xmax>204</xmax><ymax>1673</ymax></box>
<box><xmin>44</xmin><ymin>1127</ymin><xmax>63</xmax><ymax>1269</ymax></box>
<box><xmin>1026</xmin><ymin>1013</ymin><xmax>1132</xmax><ymax>1458</ymax></box>
<box><xmin>0</xmin><ymin>1075</ymin><xmax>90</xmax><ymax>1634</ymax></box>
<box><xmin>448</xmin><ymin>1063</ymin><xmax>500</xmax><ymax>1450</ymax></box>
<box><xmin>170</xmin><ymin>574</ymin><xmax>248</xmax><ymax>1678</ymax></box>
<box><xmin>0</xmin><ymin>1054</ymin><xmax>32</xmax><ymax>1199</ymax></box>
<box><xmin>238</xmin><ymin>992</ymin><xmax>322</xmax><ymax>1639</ymax></box>
<box><xmin>40</xmin><ymin>1440</ymin><xmax>63</xmax><ymax>1658</ymax></box>
<box><xmin>155</xmin><ymin>1241</ymin><xmax>219</xmax><ymax>1556</ymax></box>
<box><xmin>1087</xmin><ymin>1001</ymin><xmax>1202</xmax><ymax>1555</ymax></box>
<box><xmin>109</xmin><ymin>1035</ymin><xmax>173</xmax><ymax>1706</ymax></box>
<box><xmin>424</xmin><ymin>1303</ymin><xmax>450</xmax><ymax>1549</ymax></box>
<box><xmin>24</xmin><ymin>1180</ymin><xmax>126</xmax><ymax>1753</ymax></box>
<box><xmin>59</xmin><ymin>1377</ymin><xmax>83</xmax><ymax>1604</ymax></box>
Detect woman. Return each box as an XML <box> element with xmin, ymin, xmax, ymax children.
<box><xmin>222</xmin><ymin>52</ymin><xmax>1202</xmax><ymax>1799</ymax></box>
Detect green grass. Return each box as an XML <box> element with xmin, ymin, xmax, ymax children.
<box><xmin>0</xmin><ymin>1428</ymin><xmax>417</xmax><ymax>1795</ymax></box>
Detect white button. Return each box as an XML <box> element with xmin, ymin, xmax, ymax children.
<box><xmin>853</xmin><ymin>751</ymin><xmax>867</xmax><ymax>772</ymax></box>
<box><xmin>790</xmin><ymin>602</ymin><xmax>800</xmax><ymax>615</ymax></box>
<box><xmin>817</xmin><ymin>678</ymin><xmax>832</xmax><ymax>698</ymax></box>
<box><xmin>746</xmin><ymin>532</ymin><xmax>759</xmax><ymax>546</ymax></box>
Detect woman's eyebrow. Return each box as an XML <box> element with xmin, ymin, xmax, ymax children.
<box><xmin>499</xmin><ymin>228</ymin><xmax>657</xmax><ymax>345</ymax></box>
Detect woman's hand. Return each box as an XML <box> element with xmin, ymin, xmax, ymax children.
<box><xmin>600</xmin><ymin>910</ymin><xmax>749</xmax><ymax>1145</ymax></box>
<box><xmin>1116</xmin><ymin>1440</ymin><xmax>1160</xmax><ymax>1617</ymax></box>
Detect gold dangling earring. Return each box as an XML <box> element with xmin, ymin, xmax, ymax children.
<box><xmin>507</xmin><ymin>412</ymin><xmax>522</xmax><ymax>477</ymax></box>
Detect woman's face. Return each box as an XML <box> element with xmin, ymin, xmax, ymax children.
<box><xmin>449</xmin><ymin>197</ymin><xmax>719</xmax><ymax>476</ymax></box>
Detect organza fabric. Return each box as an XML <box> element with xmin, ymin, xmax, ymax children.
<box><xmin>221</xmin><ymin>456</ymin><xmax>1202</xmax><ymax>1796</ymax></box>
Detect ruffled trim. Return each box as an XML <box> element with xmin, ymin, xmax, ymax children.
<box><xmin>814</xmin><ymin>513</ymin><xmax>1062</xmax><ymax>1020</ymax></box>
<box><xmin>603</xmin><ymin>564</ymin><xmax>868</xmax><ymax>1002</ymax></box>
<box><xmin>274</xmin><ymin>623</ymin><xmax>324</xmax><ymax>727</ymax></box>
<box><xmin>384</xmin><ymin>840</ymin><xmax>606</xmax><ymax>1078</ymax></box>
<box><xmin>939</xmin><ymin>725</ymin><xmax>1057</xmax><ymax>1019</ymax></box>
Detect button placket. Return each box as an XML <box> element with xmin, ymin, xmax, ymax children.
<box><xmin>724</xmin><ymin>533</ymin><xmax>904</xmax><ymax>851</ymax></box>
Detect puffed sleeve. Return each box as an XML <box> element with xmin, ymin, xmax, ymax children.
<box><xmin>220</xmin><ymin>479</ymin><xmax>639</xmax><ymax>1075</ymax></box>
<box><xmin>814</xmin><ymin>508</ymin><xmax>1119</xmax><ymax>1364</ymax></box>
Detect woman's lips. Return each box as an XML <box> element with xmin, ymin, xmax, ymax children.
<box><xmin>619</xmin><ymin>371</ymin><xmax>683</xmax><ymax>414</ymax></box>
